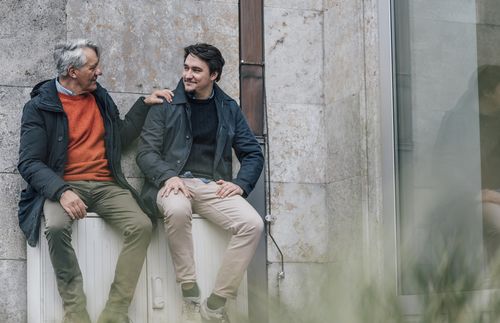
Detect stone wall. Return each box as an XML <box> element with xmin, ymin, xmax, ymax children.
<box><xmin>264</xmin><ymin>1</ymin><xmax>329</xmax><ymax>318</ymax></box>
<box><xmin>0</xmin><ymin>1</ymin><xmax>67</xmax><ymax>321</ymax></box>
<box><xmin>264</xmin><ymin>0</ymin><xmax>382</xmax><ymax>320</ymax></box>
<box><xmin>0</xmin><ymin>0</ymin><xmax>383</xmax><ymax>322</ymax></box>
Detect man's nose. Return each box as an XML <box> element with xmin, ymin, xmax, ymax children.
<box><xmin>96</xmin><ymin>67</ymin><xmax>103</xmax><ymax>76</ymax></box>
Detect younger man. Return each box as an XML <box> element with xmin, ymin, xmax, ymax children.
<box><xmin>137</xmin><ymin>43</ymin><xmax>264</xmax><ymax>322</ymax></box>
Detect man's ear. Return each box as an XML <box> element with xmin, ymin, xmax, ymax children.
<box><xmin>68</xmin><ymin>66</ymin><xmax>77</xmax><ymax>78</ymax></box>
<box><xmin>210</xmin><ymin>71</ymin><xmax>218</xmax><ymax>82</ymax></box>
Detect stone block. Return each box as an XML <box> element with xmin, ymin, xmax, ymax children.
<box><xmin>361</xmin><ymin>0</ymin><xmax>381</xmax><ymax>142</ymax></box>
<box><xmin>67</xmin><ymin>0</ymin><xmax>239</xmax><ymax>98</ymax></box>
<box><xmin>122</xmin><ymin>141</ymin><xmax>143</xmax><ymax>179</ymax></box>
<box><xmin>126</xmin><ymin>177</ymin><xmax>145</xmax><ymax>193</ymax></box>
<box><xmin>0</xmin><ymin>0</ymin><xmax>66</xmax><ymax>86</ymax></box>
<box><xmin>360</xmin><ymin>0</ymin><xmax>382</xmax><ymax>233</ymax></box>
<box><xmin>267</xmin><ymin>102</ymin><xmax>326</xmax><ymax>183</ymax></box>
<box><xmin>264</xmin><ymin>7</ymin><xmax>323</xmax><ymax>105</ymax></box>
<box><xmin>108</xmin><ymin>92</ymin><xmax>145</xmax><ymax>179</ymax></box>
<box><xmin>267</xmin><ymin>262</ymin><xmax>332</xmax><ymax>323</ymax></box>
<box><xmin>0</xmin><ymin>87</ymin><xmax>31</xmax><ymax>173</ymax></box>
<box><xmin>269</xmin><ymin>259</ymin><xmax>400</xmax><ymax>323</ymax></box>
<box><xmin>326</xmin><ymin>94</ymin><xmax>362</xmax><ymax>183</ymax></box>
<box><xmin>365</xmin><ymin>143</ymin><xmax>382</xmax><ymax>223</ymax></box>
<box><xmin>108</xmin><ymin>91</ymin><xmax>144</xmax><ymax>117</ymax></box>
<box><xmin>366</xmin><ymin>172</ymin><xmax>383</xmax><ymax>253</ymax></box>
<box><xmin>324</xmin><ymin>1</ymin><xmax>364</xmax><ymax>104</ymax></box>
<box><xmin>326</xmin><ymin>176</ymin><xmax>363</xmax><ymax>261</ymax></box>
<box><xmin>264</xmin><ymin>0</ymin><xmax>323</xmax><ymax>11</ymax></box>
<box><xmin>267</xmin><ymin>182</ymin><xmax>328</xmax><ymax>263</ymax></box>
<box><xmin>0</xmin><ymin>174</ymin><xmax>26</xmax><ymax>260</ymax></box>
<box><xmin>0</xmin><ymin>260</ymin><xmax>26</xmax><ymax>323</ymax></box>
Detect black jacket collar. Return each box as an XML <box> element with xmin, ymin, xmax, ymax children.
<box><xmin>31</xmin><ymin>78</ymin><xmax>108</xmax><ymax>112</ymax></box>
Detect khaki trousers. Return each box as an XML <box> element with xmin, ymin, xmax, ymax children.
<box><xmin>157</xmin><ymin>178</ymin><xmax>264</xmax><ymax>299</ymax></box>
<box><xmin>43</xmin><ymin>181</ymin><xmax>152</xmax><ymax>315</ymax></box>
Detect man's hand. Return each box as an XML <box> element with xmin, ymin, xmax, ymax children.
<box><xmin>481</xmin><ymin>189</ymin><xmax>500</xmax><ymax>204</ymax></box>
<box><xmin>59</xmin><ymin>190</ymin><xmax>88</xmax><ymax>220</ymax></box>
<box><xmin>216</xmin><ymin>180</ymin><xmax>243</xmax><ymax>198</ymax></box>
<box><xmin>143</xmin><ymin>89</ymin><xmax>174</xmax><ymax>105</ymax></box>
<box><xmin>159</xmin><ymin>176</ymin><xmax>193</xmax><ymax>198</ymax></box>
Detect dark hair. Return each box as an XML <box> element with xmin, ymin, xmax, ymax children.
<box><xmin>478</xmin><ymin>65</ymin><xmax>500</xmax><ymax>96</ymax></box>
<box><xmin>184</xmin><ymin>43</ymin><xmax>225</xmax><ymax>82</ymax></box>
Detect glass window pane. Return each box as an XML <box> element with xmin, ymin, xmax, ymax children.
<box><xmin>394</xmin><ymin>0</ymin><xmax>500</xmax><ymax>294</ymax></box>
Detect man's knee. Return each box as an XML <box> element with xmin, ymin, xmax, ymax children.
<box><xmin>44</xmin><ymin>200</ymin><xmax>73</xmax><ymax>236</ymax></box>
<box><xmin>252</xmin><ymin>215</ymin><xmax>264</xmax><ymax>236</ymax></box>
<box><xmin>240</xmin><ymin>212</ymin><xmax>264</xmax><ymax>237</ymax></box>
<box><xmin>44</xmin><ymin>220</ymin><xmax>72</xmax><ymax>242</ymax></box>
<box><xmin>124</xmin><ymin>214</ymin><xmax>153</xmax><ymax>241</ymax></box>
<box><xmin>161</xmin><ymin>202</ymin><xmax>192</xmax><ymax>225</ymax></box>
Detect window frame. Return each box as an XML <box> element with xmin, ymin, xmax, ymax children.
<box><xmin>379</xmin><ymin>0</ymin><xmax>500</xmax><ymax>316</ymax></box>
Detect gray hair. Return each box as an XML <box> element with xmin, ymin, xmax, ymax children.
<box><xmin>53</xmin><ymin>39</ymin><xmax>100</xmax><ymax>77</ymax></box>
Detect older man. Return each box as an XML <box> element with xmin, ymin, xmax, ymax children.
<box><xmin>18</xmin><ymin>39</ymin><xmax>170</xmax><ymax>323</ymax></box>
<box><xmin>137</xmin><ymin>43</ymin><xmax>264</xmax><ymax>323</ymax></box>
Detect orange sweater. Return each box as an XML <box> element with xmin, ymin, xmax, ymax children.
<box><xmin>58</xmin><ymin>92</ymin><xmax>113</xmax><ymax>181</ymax></box>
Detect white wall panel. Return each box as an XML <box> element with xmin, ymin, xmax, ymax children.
<box><xmin>28</xmin><ymin>213</ymin><xmax>248</xmax><ymax>323</ymax></box>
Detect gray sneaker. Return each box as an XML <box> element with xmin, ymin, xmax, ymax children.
<box><xmin>199</xmin><ymin>300</ymin><xmax>230</xmax><ymax>323</ymax></box>
<box><xmin>182</xmin><ymin>295</ymin><xmax>201</xmax><ymax>322</ymax></box>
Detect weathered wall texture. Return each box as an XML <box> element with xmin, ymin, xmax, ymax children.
<box><xmin>264</xmin><ymin>1</ymin><xmax>328</xmax><ymax>318</ymax></box>
<box><xmin>264</xmin><ymin>0</ymin><xmax>382</xmax><ymax>319</ymax></box>
<box><xmin>0</xmin><ymin>0</ymin><xmax>383</xmax><ymax>322</ymax></box>
<box><xmin>0</xmin><ymin>1</ymin><xmax>67</xmax><ymax>321</ymax></box>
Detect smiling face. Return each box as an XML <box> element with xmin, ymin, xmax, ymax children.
<box><xmin>182</xmin><ymin>54</ymin><xmax>218</xmax><ymax>99</ymax></box>
<box><xmin>70</xmin><ymin>47</ymin><xmax>102</xmax><ymax>94</ymax></box>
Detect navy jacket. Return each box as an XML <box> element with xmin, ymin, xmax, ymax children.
<box><xmin>136</xmin><ymin>79</ymin><xmax>263</xmax><ymax>215</ymax></box>
<box><xmin>18</xmin><ymin>79</ymin><xmax>151</xmax><ymax>246</ymax></box>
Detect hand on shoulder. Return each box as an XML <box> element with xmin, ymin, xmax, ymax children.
<box><xmin>144</xmin><ymin>89</ymin><xmax>174</xmax><ymax>105</ymax></box>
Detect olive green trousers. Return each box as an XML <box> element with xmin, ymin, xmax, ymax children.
<box><xmin>43</xmin><ymin>181</ymin><xmax>152</xmax><ymax>319</ymax></box>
